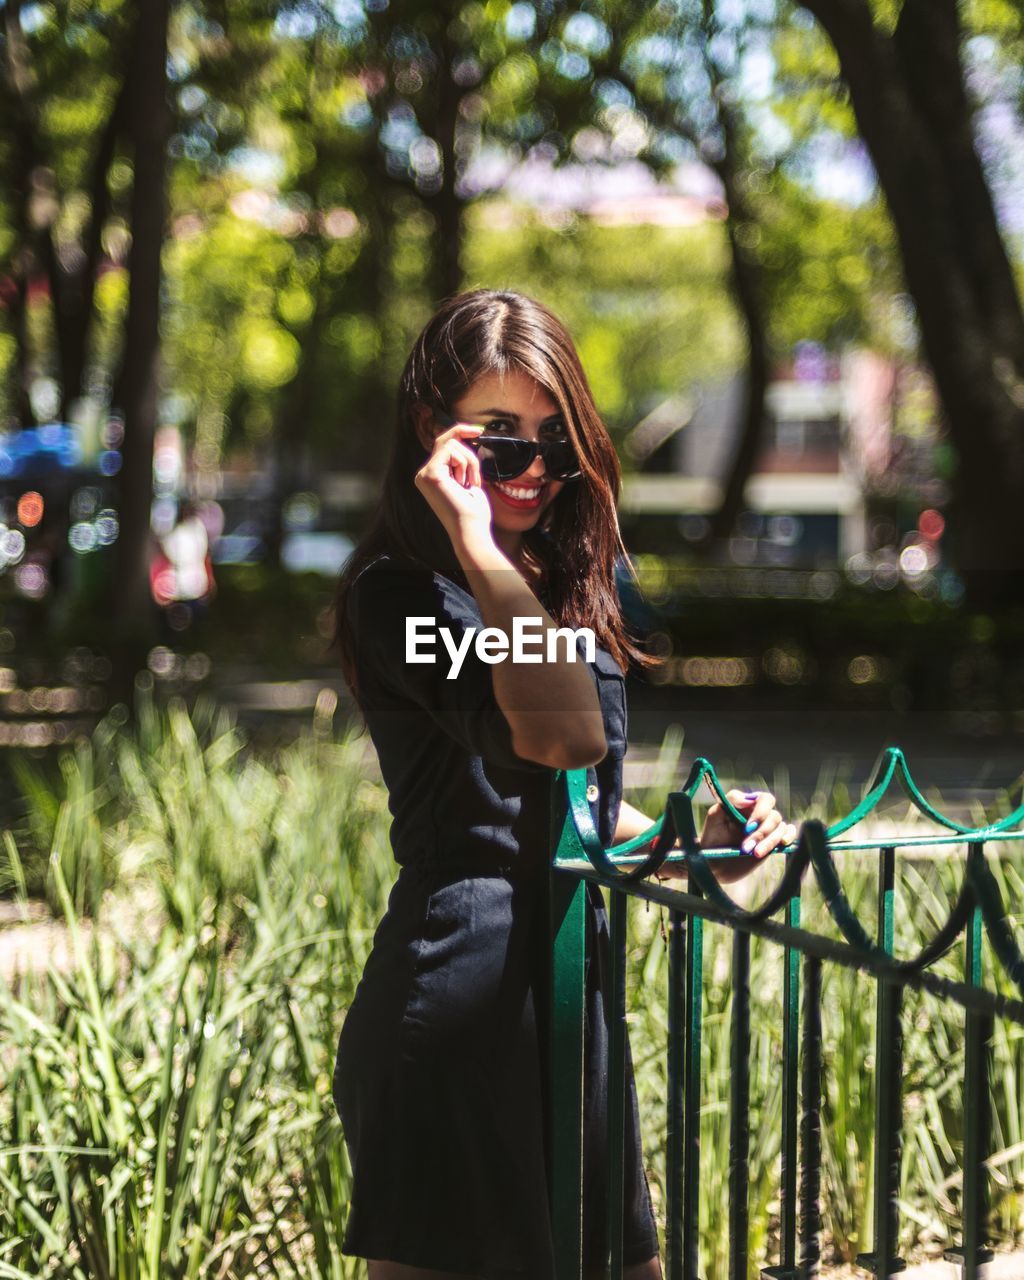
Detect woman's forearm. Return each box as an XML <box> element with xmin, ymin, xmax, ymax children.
<box><xmin>614</xmin><ymin>799</ymin><xmax>660</xmax><ymax>845</ymax></box>
<box><xmin>452</xmin><ymin>530</ymin><xmax>606</xmax><ymax>769</ymax></box>
<box><xmin>615</xmin><ymin>798</ymin><xmax>687</xmax><ymax>879</ymax></box>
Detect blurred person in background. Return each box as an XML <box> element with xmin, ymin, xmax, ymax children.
<box><xmin>150</xmin><ymin>499</ymin><xmax>215</xmax><ymax>634</ymax></box>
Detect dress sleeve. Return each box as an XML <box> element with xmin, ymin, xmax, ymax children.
<box><xmin>348</xmin><ymin>561</ymin><xmax>552</xmax><ymax>774</ymax></box>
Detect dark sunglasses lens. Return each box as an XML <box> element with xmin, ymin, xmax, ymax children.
<box><xmin>543</xmin><ymin>440</ymin><xmax>579</xmax><ymax>480</ymax></box>
<box><xmin>476</xmin><ymin>436</ymin><xmax>534</xmax><ymax>481</ymax></box>
<box><xmin>474</xmin><ymin>434</ymin><xmax>581</xmax><ymax>482</ymax></box>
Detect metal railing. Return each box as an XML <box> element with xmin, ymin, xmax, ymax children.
<box><xmin>546</xmin><ymin>747</ymin><xmax>1024</xmax><ymax>1280</ymax></box>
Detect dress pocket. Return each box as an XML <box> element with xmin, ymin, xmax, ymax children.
<box><xmin>400</xmin><ymin>875</ymin><xmax>518</xmax><ymax>1063</ymax></box>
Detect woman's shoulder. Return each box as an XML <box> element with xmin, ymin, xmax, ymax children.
<box><xmin>351</xmin><ymin>552</ymin><xmax>459</xmax><ymax>593</ymax></box>
<box><xmin>351</xmin><ymin>551</ymin><xmax>419</xmax><ymax>587</ymax></box>
<box><xmin>347</xmin><ymin>553</ymin><xmax>474</xmax><ymax>623</ymax></box>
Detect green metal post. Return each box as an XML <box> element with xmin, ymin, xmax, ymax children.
<box><xmin>608</xmin><ymin>889</ymin><xmax>628</xmax><ymax>1280</ymax></box>
<box><xmin>763</xmin><ymin>873</ymin><xmax>802</xmax><ymax>1280</ymax></box>
<box><xmin>857</xmin><ymin>847</ymin><xmax>906</xmax><ymax>1278</ymax></box>
<box><xmin>550</xmin><ymin>870</ymin><xmax>587</xmax><ymax>1280</ymax></box>
<box><xmin>945</xmin><ymin>843</ymin><xmax>994</xmax><ymax>1280</ymax></box>
<box><xmin>667</xmin><ymin>910</ymin><xmax>686</xmax><ymax>1280</ymax></box>
<box><xmin>683</xmin><ymin>889</ymin><xmax>704</xmax><ymax>1280</ymax></box>
<box><xmin>549</xmin><ymin>771</ymin><xmax>588</xmax><ymax>1280</ymax></box>
<box><xmin>729</xmin><ymin>928</ymin><xmax>751</xmax><ymax>1280</ymax></box>
<box><xmin>800</xmin><ymin>954</ymin><xmax>823</xmax><ymax>1280</ymax></box>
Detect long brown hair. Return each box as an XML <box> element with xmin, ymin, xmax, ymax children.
<box><xmin>329</xmin><ymin>288</ymin><xmax>656</xmax><ymax>710</ymax></box>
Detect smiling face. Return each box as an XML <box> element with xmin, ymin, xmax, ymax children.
<box><xmin>447</xmin><ymin>368</ymin><xmax>568</xmax><ymax>555</ymax></box>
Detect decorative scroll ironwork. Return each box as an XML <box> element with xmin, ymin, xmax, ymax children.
<box><xmin>547</xmin><ymin>748</ymin><xmax>1024</xmax><ymax>1280</ymax></box>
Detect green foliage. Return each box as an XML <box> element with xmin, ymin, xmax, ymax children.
<box><xmin>0</xmin><ymin>0</ymin><xmax>916</xmax><ymax>466</ymax></box>
<box><xmin>2</xmin><ymin>699</ymin><xmax>1023</xmax><ymax>1274</ymax></box>
<box><xmin>1</xmin><ymin>690</ymin><xmax>390</xmax><ymax>1276</ymax></box>
<box><xmin>465</xmin><ymin>210</ymin><xmax>743</xmax><ymax>427</ymax></box>
<box><xmin>758</xmin><ymin>174</ymin><xmax>900</xmax><ymax>352</ymax></box>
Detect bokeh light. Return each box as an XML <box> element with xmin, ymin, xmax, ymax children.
<box><xmin>69</xmin><ymin>522</ymin><xmax>99</xmax><ymax>553</ymax></box>
<box><xmin>95</xmin><ymin>510</ymin><xmax>120</xmax><ymax>545</ymax></box>
<box><xmin>17</xmin><ymin>491</ymin><xmax>44</xmax><ymax>527</ymax></box>
<box><xmin>14</xmin><ymin>561</ymin><xmax>48</xmax><ymax>598</ymax></box>
<box><xmin>0</xmin><ymin>529</ymin><xmax>26</xmax><ymax>566</ymax></box>
<box><xmin>899</xmin><ymin>544</ymin><xmax>929</xmax><ymax>576</ymax></box>
<box><xmin>102</xmin><ymin>416</ymin><xmax>125</xmax><ymax>448</ymax></box>
<box><xmin>70</xmin><ymin>486</ymin><xmax>102</xmax><ymax>520</ymax></box>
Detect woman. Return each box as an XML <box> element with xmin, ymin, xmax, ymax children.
<box><xmin>330</xmin><ymin>289</ymin><xmax>794</xmax><ymax>1280</ymax></box>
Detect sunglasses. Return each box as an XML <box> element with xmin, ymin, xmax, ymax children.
<box><xmin>433</xmin><ymin>410</ymin><xmax>581</xmax><ymax>482</ymax></box>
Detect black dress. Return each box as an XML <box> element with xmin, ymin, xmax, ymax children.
<box><xmin>332</xmin><ymin>554</ymin><xmax>659</xmax><ymax>1277</ymax></box>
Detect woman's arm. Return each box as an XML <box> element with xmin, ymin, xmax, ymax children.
<box><xmin>613</xmin><ymin>798</ymin><xmax>689</xmax><ymax>881</ymax></box>
<box><xmin>454</xmin><ymin>531</ymin><xmax>607</xmax><ymax>769</ymax></box>
<box><xmin>415</xmin><ymin>421</ymin><xmax>607</xmax><ymax>771</ymax></box>
<box><xmin>614</xmin><ymin>792</ymin><xmax>797</xmax><ymax>885</ymax></box>
<box><xmin>614</xmin><ymin>798</ymin><xmax>662</xmax><ymax>846</ymax></box>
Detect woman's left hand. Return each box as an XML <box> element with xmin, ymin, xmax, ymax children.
<box><xmin>655</xmin><ymin>789</ymin><xmax>796</xmax><ymax>884</ymax></box>
<box><xmin>703</xmin><ymin>789</ymin><xmax>795</xmax><ymax>858</ymax></box>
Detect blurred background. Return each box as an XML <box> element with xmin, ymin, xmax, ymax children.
<box><xmin>3</xmin><ymin>6</ymin><xmax>1024</xmax><ymax>1277</ymax></box>
<box><xmin>1</xmin><ymin>0</ymin><xmax>1024</xmax><ymax>775</ymax></box>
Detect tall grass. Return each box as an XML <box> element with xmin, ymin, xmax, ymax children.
<box><xmin>1</xmin><ymin>690</ymin><xmax>1021</xmax><ymax>1277</ymax></box>
<box><xmin>1</xmin><ymin>683</ymin><xmax>388</xmax><ymax>1277</ymax></box>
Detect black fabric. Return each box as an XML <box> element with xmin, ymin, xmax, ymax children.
<box><xmin>333</xmin><ymin>554</ymin><xmax>659</xmax><ymax>1276</ymax></box>
<box><xmin>343</xmin><ymin>556</ymin><xmax>627</xmax><ymax>874</ymax></box>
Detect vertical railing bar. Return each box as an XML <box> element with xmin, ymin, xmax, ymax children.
<box><xmin>666</xmin><ymin>909</ymin><xmax>686</xmax><ymax>1280</ymax></box>
<box><xmin>782</xmin><ymin>887</ymin><xmax>801</xmax><ymax>1268</ymax></box>
<box><xmin>549</xmin><ymin>869</ymin><xmax>587</xmax><ymax>1280</ymax></box>
<box><xmin>607</xmin><ymin>888</ymin><xmax>627</xmax><ymax>1280</ymax></box>
<box><xmin>857</xmin><ymin>846</ymin><xmax>906</xmax><ymax>1279</ymax></box>
<box><xmin>729</xmin><ymin>928</ymin><xmax>751</xmax><ymax>1280</ymax></box>
<box><xmin>763</xmin><ymin>870</ymin><xmax>802</xmax><ymax>1280</ymax></box>
<box><xmin>683</xmin><ymin>890</ymin><xmax>704</xmax><ymax>1280</ymax></box>
<box><xmin>946</xmin><ymin>841</ymin><xmax>994</xmax><ymax>1280</ymax></box>
<box><xmin>963</xmin><ymin>929</ymin><xmax>983</xmax><ymax>1280</ymax></box>
<box><xmin>799</xmin><ymin>953</ymin><xmax>823</xmax><ymax>1280</ymax></box>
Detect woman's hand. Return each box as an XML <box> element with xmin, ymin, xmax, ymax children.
<box><xmin>654</xmin><ymin>789</ymin><xmax>797</xmax><ymax>885</ymax></box>
<box><xmin>414</xmin><ymin>422</ymin><xmax>494</xmax><ymax>548</ymax></box>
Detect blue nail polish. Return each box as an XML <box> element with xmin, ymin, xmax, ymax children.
<box><xmin>744</xmin><ymin>819</ymin><xmax>757</xmax><ymax>834</ymax></box>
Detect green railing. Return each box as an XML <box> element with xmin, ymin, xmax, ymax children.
<box><xmin>547</xmin><ymin>747</ymin><xmax>1024</xmax><ymax>1280</ymax></box>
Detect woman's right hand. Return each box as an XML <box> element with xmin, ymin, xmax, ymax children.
<box><xmin>414</xmin><ymin>422</ymin><xmax>495</xmax><ymax>548</ymax></box>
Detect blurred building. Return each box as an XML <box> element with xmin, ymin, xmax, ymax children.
<box><xmin>619</xmin><ymin>345</ymin><xmax>913</xmax><ymax>567</ymax></box>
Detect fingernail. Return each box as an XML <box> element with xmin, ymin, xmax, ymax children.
<box><xmin>744</xmin><ymin>819</ymin><xmax>757</xmax><ymax>834</ymax></box>
<box><xmin>741</xmin><ymin>837</ymin><xmax>756</xmax><ymax>854</ymax></box>
<box><xmin>743</xmin><ymin>791</ymin><xmax>759</xmax><ymax>799</ymax></box>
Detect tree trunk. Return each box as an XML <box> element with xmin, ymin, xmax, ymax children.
<box><xmin>3</xmin><ymin>0</ymin><xmax>51</xmax><ymax>423</ymax></box>
<box><xmin>705</xmin><ymin>65</ymin><xmax>772</xmax><ymax>544</ymax></box>
<box><xmin>339</xmin><ymin>139</ymin><xmax>398</xmax><ymax>476</ymax></box>
<box><xmin>800</xmin><ymin>0</ymin><xmax>1024</xmax><ymax>608</ymax></box>
<box><xmin>2</xmin><ymin>0</ymin><xmax>132</xmax><ymax>420</ymax></box>
<box><xmin>612</xmin><ymin>5</ymin><xmax>774</xmax><ymax>548</ymax></box>
<box><xmin>110</xmin><ymin>0</ymin><xmax>170</xmax><ymax>708</ymax></box>
<box><xmin>708</xmin><ymin>214</ymin><xmax>771</xmax><ymax>543</ymax></box>
<box><xmin>265</xmin><ymin>289</ymin><xmax>323</xmax><ymax>569</ymax></box>
<box><xmin>59</xmin><ymin>70</ymin><xmax>131</xmax><ymax>418</ymax></box>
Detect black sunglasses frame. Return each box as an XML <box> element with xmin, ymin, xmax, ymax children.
<box><xmin>432</xmin><ymin>410</ymin><xmax>581</xmax><ymax>483</ymax></box>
